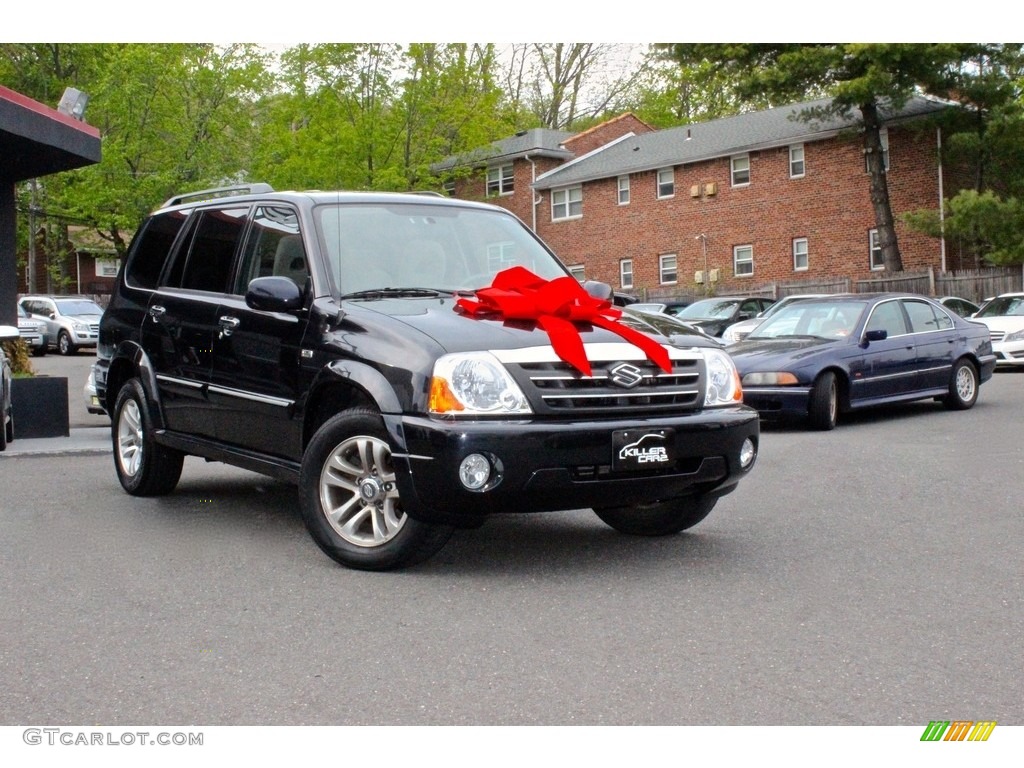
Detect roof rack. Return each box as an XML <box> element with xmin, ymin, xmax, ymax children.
<box><xmin>161</xmin><ymin>183</ymin><xmax>274</xmax><ymax>209</ymax></box>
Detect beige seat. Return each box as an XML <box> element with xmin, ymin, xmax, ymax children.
<box><xmin>273</xmin><ymin>235</ymin><xmax>309</xmax><ymax>288</ymax></box>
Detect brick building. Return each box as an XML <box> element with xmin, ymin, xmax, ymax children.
<box><xmin>434</xmin><ymin>95</ymin><xmax>966</xmax><ymax>300</ymax></box>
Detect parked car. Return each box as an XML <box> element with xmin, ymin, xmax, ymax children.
<box><xmin>969</xmin><ymin>292</ymin><xmax>1024</xmax><ymax>369</ymax></box>
<box><xmin>621</xmin><ymin>308</ymin><xmax>723</xmax><ymax>346</ymax></box>
<box><xmin>673</xmin><ymin>296</ymin><xmax>776</xmax><ymax>337</ymax></box>
<box><xmin>630</xmin><ymin>298</ymin><xmax>695</xmax><ymax>316</ymax></box>
<box><xmin>721</xmin><ymin>294</ymin><xmax>828</xmax><ymax>344</ymax></box>
<box><xmin>937</xmin><ymin>296</ymin><xmax>981</xmax><ymax>317</ymax></box>
<box><xmin>0</xmin><ymin>323</ymin><xmax>17</xmax><ymax>450</ymax></box>
<box><xmin>727</xmin><ymin>293</ymin><xmax>995</xmax><ymax>430</ymax></box>
<box><xmin>95</xmin><ymin>184</ymin><xmax>759</xmax><ymax>570</ymax></box>
<box><xmin>84</xmin><ymin>369</ymin><xmax>106</xmax><ymax>416</ymax></box>
<box><xmin>16</xmin><ymin>304</ymin><xmax>48</xmax><ymax>356</ymax></box>
<box><xmin>18</xmin><ymin>295</ymin><xmax>104</xmax><ymax>355</ymax></box>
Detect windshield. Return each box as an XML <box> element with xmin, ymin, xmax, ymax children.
<box><xmin>55</xmin><ymin>300</ymin><xmax>103</xmax><ymax>316</ymax></box>
<box><xmin>314</xmin><ymin>202</ymin><xmax>570</xmax><ymax>296</ymax></box>
<box><xmin>676</xmin><ymin>298</ymin><xmax>740</xmax><ymax>320</ymax></box>
<box><xmin>975</xmin><ymin>295</ymin><xmax>1024</xmax><ymax>317</ymax></box>
<box><xmin>748</xmin><ymin>300</ymin><xmax>866</xmax><ymax>340</ymax></box>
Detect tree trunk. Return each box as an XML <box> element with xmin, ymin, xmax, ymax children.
<box><xmin>861</xmin><ymin>100</ymin><xmax>903</xmax><ymax>271</ymax></box>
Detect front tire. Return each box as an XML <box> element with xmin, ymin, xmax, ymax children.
<box><xmin>594</xmin><ymin>495</ymin><xmax>717</xmax><ymax>536</ymax></box>
<box><xmin>112</xmin><ymin>379</ymin><xmax>183</xmax><ymax>495</ymax></box>
<box><xmin>943</xmin><ymin>358</ymin><xmax>978</xmax><ymax>410</ymax></box>
<box><xmin>57</xmin><ymin>331</ymin><xmax>76</xmax><ymax>356</ymax></box>
<box><xmin>808</xmin><ymin>371</ymin><xmax>839</xmax><ymax>430</ymax></box>
<box><xmin>299</xmin><ymin>408</ymin><xmax>454</xmax><ymax>571</ymax></box>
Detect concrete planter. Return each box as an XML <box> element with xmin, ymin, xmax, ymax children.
<box><xmin>11</xmin><ymin>376</ymin><xmax>69</xmax><ymax>438</ymax></box>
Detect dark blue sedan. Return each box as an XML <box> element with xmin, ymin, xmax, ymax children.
<box><xmin>727</xmin><ymin>293</ymin><xmax>996</xmax><ymax>430</ymax></box>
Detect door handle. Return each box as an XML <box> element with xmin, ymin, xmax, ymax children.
<box><xmin>218</xmin><ymin>315</ymin><xmax>241</xmax><ymax>338</ymax></box>
<box><xmin>148</xmin><ymin>305</ymin><xmax>166</xmax><ymax>322</ymax></box>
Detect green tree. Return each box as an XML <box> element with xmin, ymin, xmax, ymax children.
<box><xmin>661</xmin><ymin>43</ymin><xmax>985</xmax><ymax>271</ymax></box>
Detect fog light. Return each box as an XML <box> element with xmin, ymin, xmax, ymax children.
<box><xmin>739</xmin><ymin>437</ymin><xmax>756</xmax><ymax>470</ymax></box>
<box><xmin>459</xmin><ymin>453</ymin><xmax>491</xmax><ymax>490</ymax></box>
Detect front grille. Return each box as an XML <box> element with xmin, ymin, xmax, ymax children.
<box><xmin>990</xmin><ymin>330</ymin><xmax>1005</xmax><ymax>342</ymax></box>
<box><xmin>501</xmin><ymin>347</ymin><xmax>705</xmax><ymax>416</ymax></box>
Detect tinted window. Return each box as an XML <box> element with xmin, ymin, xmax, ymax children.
<box><xmin>175</xmin><ymin>207</ymin><xmax>248</xmax><ymax>292</ymax></box>
<box><xmin>904</xmin><ymin>300</ymin><xmax>952</xmax><ymax>332</ymax></box>
<box><xmin>234</xmin><ymin>206</ymin><xmax>305</xmax><ymax>294</ymax></box>
<box><xmin>865</xmin><ymin>301</ymin><xmax>908</xmax><ymax>337</ymax></box>
<box><xmin>125</xmin><ymin>210</ymin><xmax>191</xmax><ymax>289</ymax></box>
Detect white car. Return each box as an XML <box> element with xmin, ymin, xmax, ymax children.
<box><xmin>970</xmin><ymin>292</ymin><xmax>1024</xmax><ymax>368</ymax></box>
<box><xmin>18</xmin><ymin>295</ymin><xmax>103</xmax><ymax>355</ymax></box>
<box><xmin>721</xmin><ymin>294</ymin><xmax>827</xmax><ymax>344</ymax></box>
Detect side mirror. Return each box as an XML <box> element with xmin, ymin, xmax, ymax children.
<box><xmin>246</xmin><ymin>276</ymin><xmax>304</xmax><ymax>312</ymax></box>
<box><xmin>864</xmin><ymin>329</ymin><xmax>888</xmax><ymax>342</ymax></box>
<box><xmin>581</xmin><ymin>280</ymin><xmax>613</xmax><ymax>302</ymax></box>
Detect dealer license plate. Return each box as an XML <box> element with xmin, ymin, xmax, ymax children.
<box><xmin>612</xmin><ymin>428</ymin><xmax>676</xmax><ymax>472</ymax></box>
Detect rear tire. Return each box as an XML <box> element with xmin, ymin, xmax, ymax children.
<box><xmin>594</xmin><ymin>495</ymin><xmax>717</xmax><ymax>536</ymax></box>
<box><xmin>943</xmin><ymin>358</ymin><xmax>978</xmax><ymax>410</ymax></box>
<box><xmin>299</xmin><ymin>408</ymin><xmax>454</xmax><ymax>570</ymax></box>
<box><xmin>808</xmin><ymin>371</ymin><xmax>838</xmax><ymax>430</ymax></box>
<box><xmin>112</xmin><ymin>379</ymin><xmax>183</xmax><ymax>495</ymax></box>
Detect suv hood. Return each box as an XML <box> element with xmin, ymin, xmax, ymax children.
<box><xmin>345</xmin><ymin>296</ymin><xmax>699</xmax><ymax>355</ymax></box>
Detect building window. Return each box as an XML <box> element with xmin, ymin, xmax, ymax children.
<box><xmin>486</xmin><ymin>241</ymin><xmax>517</xmax><ymax>273</ymax></box>
<box><xmin>568</xmin><ymin>264</ymin><xmax>585</xmax><ymax>281</ymax></box>
<box><xmin>551</xmin><ymin>186</ymin><xmax>583</xmax><ymax>220</ymax></box>
<box><xmin>617</xmin><ymin>175</ymin><xmax>630</xmax><ymax>205</ymax></box>
<box><xmin>657</xmin><ymin>168</ymin><xmax>674</xmax><ymax>198</ymax></box>
<box><xmin>865</xmin><ymin>128</ymin><xmax>890</xmax><ymax>173</ymax></box>
<box><xmin>620</xmin><ymin>259</ymin><xmax>633</xmax><ymax>289</ymax></box>
<box><xmin>486</xmin><ymin>163</ymin><xmax>514</xmax><ymax>196</ymax></box>
<box><xmin>734</xmin><ymin>244</ymin><xmax>754</xmax><ymax>277</ymax></box>
<box><xmin>94</xmin><ymin>258</ymin><xmax>120</xmax><ymax>277</ymax></box>
<box><xmin>731</xmin><ymin>154</ymin><xmax>750</xmax><ymax>186</ymax></box>
<box><xmin>793</xmin><ymin>238</ymin><xmax>808</xmax><ymax>271</ymax></box>
<box><xmin>869</xmin><ymin>229</ymin><xmax>885</xmax><ymax>270</ymax></box>
<box><xmin>790</xmin><ymin>145</ymin><xmax>805</xmax><ymax>178</ymax></box>
<box><xmin>659</xmin><ymin>253</ymin><xmax>677</xmax><ymax>284</ymax></box>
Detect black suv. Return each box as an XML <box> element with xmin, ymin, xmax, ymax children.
<box><xmin>95</xmin><ymin>185</ymin><xmax>759</xmax><ymax>570</ymax></box>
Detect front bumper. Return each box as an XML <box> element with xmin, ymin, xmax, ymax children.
<box><xmin>385</xmin><ymin>407</ymin><xmax>759</xmax><ymax>526</ymax></box>
<box><xmin>740</xmin><ymin>386</ymin><xmax>812</xmax><ymax>421</ymax></box>
<box><xmin>992</xmin><ymin>339</ymin><xmax>1024</xmax><ymax>367</ymax></box>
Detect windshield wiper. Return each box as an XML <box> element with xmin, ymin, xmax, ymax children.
<box><xmin>339</xmin><ymin>287</ymin><xmax>446</xmax><ymax>300</ymax></box>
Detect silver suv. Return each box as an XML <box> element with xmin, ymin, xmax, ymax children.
<box><xmin>19</xmin><ymin>295</ymin><xmax>104</xmax><ymax>355</ymax></box>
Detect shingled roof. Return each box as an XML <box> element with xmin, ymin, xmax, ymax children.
<box><xmin>532</xmin><ymin>94</ymin><xmax>955</xmax><ymax>190</ymax></box>
<box><xmin>431</xmin><ymin>127</ymin><xmax>575</xmax><ymax>173</ymax></box>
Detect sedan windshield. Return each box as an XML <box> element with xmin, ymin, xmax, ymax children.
<box><xmin>314</xmin><ymin>202</ymin><xmax>569</xmax><ymax>296</ymax></box>
<box><xmin>748</xmin><ymin>300</ymin><xmax>866</xmax><ymax>340</ymax></box>
<box><xmin>975</xmin><ymin>295</ymin><xmax>1024</xmax><ymax>317</ymax></box>
<box><xmin>675</xmin><ymin>298</ymin><xmax>740</xmax><ymax>320</ymax></box>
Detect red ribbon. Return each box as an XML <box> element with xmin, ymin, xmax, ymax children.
<box><xmin>455</xmin><ymin>266</ymin><xmax>672</xmax><ymax>376</ymax></box>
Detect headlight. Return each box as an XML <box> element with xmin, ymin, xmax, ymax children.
<box><xmin>742</xmin><ymin>371</ymin><xmax>800</xmax><ymax>386</ymax></box>
<box><xmin>1004</xmin><ymin>328</ymin><xmax>1024</xmax><ymax>342</ymax></box>
<box><xmin>429</xmin><ymin>352</ymin><xmax>532</xmax><ymax>415</ymax></box>
<box><xmin>72</xmin><ymin>321</ymin><xmax>89</xmax><ymax>332</ymax></box>
<box><xmin>702</xmin><ymin>348</ymin><xmax>743</xmax><ymax>405</ymax></box>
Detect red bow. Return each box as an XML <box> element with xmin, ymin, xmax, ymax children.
<box><xmin>456</xmin><ymin>266</ymin><xmax>672</xmax><ymax>376</ymax></box>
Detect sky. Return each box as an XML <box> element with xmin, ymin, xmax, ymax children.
<box><xmin>3</xmin><ymin>2</ymin><xmax>997</xmax><ymax>44</ymax></box>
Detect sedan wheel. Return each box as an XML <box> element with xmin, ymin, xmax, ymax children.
<box><xmin>808</xmin><ymin>371</ymin><xmax>839</xmax><ymax>430</ymax></box>
<box><xmin>943</xmin><ymin>358</ymin><xmax>978</xmax><ymax>410</ymax></box>
<box><xmin>299</xmin><ymin>409</ymin><xmax>453</xmax><ymax>571</ymax></box>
